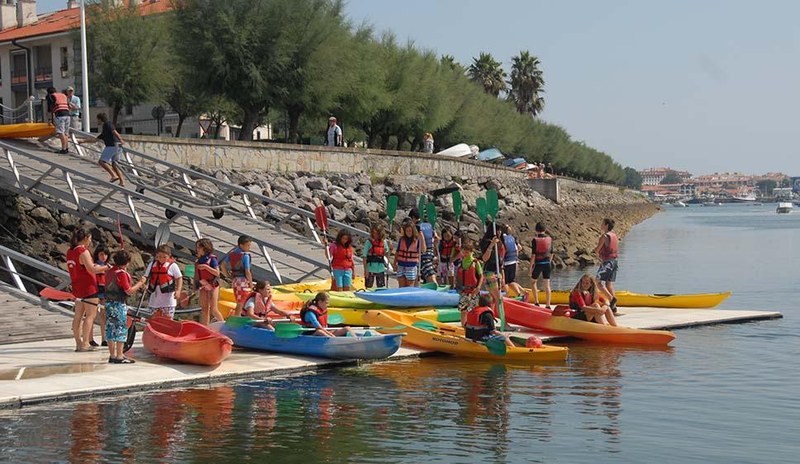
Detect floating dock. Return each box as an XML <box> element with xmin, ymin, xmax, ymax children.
<box><xmin>0</xmin><ymin>307</ymin><xmax>782</xmax><ymax>409</ymax></box>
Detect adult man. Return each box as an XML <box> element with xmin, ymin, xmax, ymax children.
<box><xmin>46</xmin><ymin>87</ymin><xmax>71</xmax><ymax>154</ymax></box>
<box><xmin>324</xmin><ymin>116</ymin><xmax>342</xmax><ymax>147</ymax></box>
<box><xmin>593</xmin><ymin>218</ymin><xmax>619</xmax><ymax>312</ymax></box>
<box><xmin>66</xmin><ymin>86</ymin><xmax>81</xmax><ymax>130</ymax></box>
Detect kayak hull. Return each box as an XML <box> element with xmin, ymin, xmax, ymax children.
<box><xmin>363</xmin><ymin>310</ymin><xmax>568</xmax><ymax>362</ymax></box>
<box><xmin>500</xmin><ymin>299</ymin><xmax>676</xmax><ymax>345</ymax></box>
<box><xmin>218</xmin><ymin>299</ymin><xmax>302</xmax><ymax>319</ymax></box>
<box><xmin>296</xmin><ymin>291</ymin><xmax>386</xmax><ymax>309</ymax></box>
<box><xmin>142</xmin><ymin>317</ymin><xmax>233</xmax><ymax>365</ymax></box>
<box><xmin>330</xmin><ymin>307</ymin><xmax>461</xmax><ymax>325</ymax></box>
<box><xmin>521</xmin><ymin>289</ymin><xmax>731</xmax><ymax>308</ymax></box>
<box><xmin>219</xmin><ymin>323</ymin><xmax>404</xmax><ymax>360</ymax></box>
<box><xmin>355</xmin><ymin>288</ymin><xmax>460</xmax><ymax>308</ymax></box>
<box><xmin>0</xmin><ymin>123</ymin><xmax>55</xmax><ymax>139</ymax></box>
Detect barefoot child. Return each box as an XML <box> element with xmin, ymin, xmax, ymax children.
<box><xmin>456</xmin><ymin>238</ymin><xmax>484</xmax><ymax>326</ymax></box>
<box><xmin>95</xmin><ymin>113</ymin><xmax>126</xmax><ymax>186</ymax></box>
<box><xmin>437</xmin><ymin>227</ymin><xmax>458</xmax><ymax>288</ymax></box>
<box><xmin>104</xmin><ymin>251</ymin><xmax>147</xmax><ymax>363</ymax></box>
<box><xmin>146</xmin><ymin>245</ymin><xmax>183</xmax><ymax>320</ymax></box>
<box><xmin>362</xmin><ymin>225</ymin><xmax>389</xmax><ymax>289</ymax></box>
<box><xmin>194</xmin><ymin>238</ymin><xmax>224</xmax><ymax>325</ymax></box>
<box><xmin>91</xmin><ymin>244</ymin><xmax>110</xmax><ymax>347</ymax></box>
<box><xmin>479</xmin><ymin>221</ymin><xmax>505</xmax><ymax>314</ymax></box>
<box><xmin>325</xmin><ymin>230</ymin><xmax>356</xmax><ymax>291</ymax></box>
<box><xmin>394</xmin><ymin>219</ymin><xmax>424</xmax><ymax>288</ymax></box>
<box><xmin>244</xmin><ymin>281</ymin><xmax>295</xmax><ymax>328</ymax></box>
<box><xmin>501</xmin><ymin>224</ymin><xmax>525</xmax><ymax>297</ymax></box>
<box><xmin>569</xmin><ymin>274</ymin><xmax>617</xmax><ymax>326</ymax></box>
<box><xmin>299</xmin><ymin>292</ymin><xmax>355</xmax><ymax>337</ymax></box>
<box><xmin>530</xmin><ymin>222</ymin><xmax>553</xmax><ymax>308</ymax></box>
<box><xmin>220</xmin><ymin>235</ymin><xmax>253</xmax><ymax>316</ymax></box>
<box><xmin>464</xmin><ymin>294</ymin><xmax>513</xmax><ymax>347</ymax></box>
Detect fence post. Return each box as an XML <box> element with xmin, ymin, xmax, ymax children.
<box><xmin>27</xmin><ymin>96</ymin><xmax>34</xmax><ymax>122</ymax></box>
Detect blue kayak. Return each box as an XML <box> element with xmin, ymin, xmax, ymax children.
<box><xmin>355</xmin><ymin>287</ymin><xmax>460</xmax><ymax>308</ymax></box>
<box><xmin>219</xmin><ymin>324</ymin><xmax>404</xmax><ymax>360</ymax></box>
<box><xmin>478</xmin><ymin>148</ymin><xmax>505</xmax><ymax>162</ymax></box>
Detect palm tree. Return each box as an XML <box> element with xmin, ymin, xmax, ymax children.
<box><xmin>507</xmin><ymin>50</ymin><xmax>545</xmax><ymax>117</ymax></box>
<box><xmin>468</xmin><ymin>52</ymin><xmax>507</xmax><ymax>97</ymax></box>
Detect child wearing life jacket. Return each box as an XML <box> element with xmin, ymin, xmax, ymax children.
<box><xmin>244</xmin><ymin>281</ymin><xmax>295</xmax><ymax>328</ymax></box>
<box><xmin>146</xmin><ymin>245</ymin><xmax>183</xmax><ymax>320</ymax></box>
<box><xmin>194</xmin><ymin>238</ymin><xmax>224</xmax><ymax>325</ymax></box>
<box><xmin>394</xmin><ymin>219</ymin><xmax>424</xmax><ymax>288</ymax></box>
<box><xmin>220</xmin><ymin>235</ymin><xmax>253</xmax><ymax>316</ymax></box>
<box><xmin>530</xmin><ymin>222</ymin><xmax>553</xmax><ymax>308</ymax></box>
<box><xmin>501</xmin><ymin>224</ymin><xmax>525</xmax><ymax>297</ymax></box>
<box><xmin>362</xmin><ymin>224</ymin><xmax>389</xmax><ymax>288</ymax></box>
<box><xmin>464</xmin><ymin>294</ymin><xmax>513</xmax><ymax>347</ymax></box>
<box><xmin>325</xmin><ymin>230</ymin><xmax>356</xmax><ymax>291</ymax></box>
<box><xmin>91</xmin><ymin>244</ymin><xmax>111</xmax><ymax>347</ymax></box>
<box><xmin>456</xmin><ymin>238</ymin><xmax>484</xmax><ymax>326</ymax></box>
<box><xmin>569</xmin><ymin>274</ymin><xmax>617</xmax><ymax>326</ymax></box>
<box><xmin>410</xmin><ymin>209</ymin><xmax>439</xmax><ymax>285</ymax></box>
<box><xmin>437</xmin><ymin>227</ymin><xmax>459</xmax><ymax>288</ymax></box>
<box><xmin>479</xmin><ymin>221</ymin><xmax>505</xmax><ymax>314</ymax></box>
<box><xmin>104</xmin><ymin>250</ymin><xmax>147</xmax><ymax>363</ymax></box>
<box><xmin>299</xmin><ymin>292</ymin><xmax>355</xmax><ymax>337</ymax></box>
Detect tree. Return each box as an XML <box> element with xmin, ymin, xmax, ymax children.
<box><xmin>756</xmin><ymin>179</ymin><xmax>777</xmax><ymax>196</ymax></box>
<box><xmin>660</xmin><ymin>170</ymin><xmax>683</xmax><ymax>184</ymax></box>
<box><xmin>86</xmin><ymin>2</ymin><xmax>170</xmax><ymax>124</ymax></box>
<box><xmin>164</xmin><ymin>66</ymin><xmax>204</xmax><ymax>138</ymax></box>
<box><xmin>623</xmin><ymin>167</ymin><xmax>643</xmax><ymax>189</ymax></box>
<box><xmin>507</xmin><ymin>51</ymin><xmax>545</xmax><ymax>117</ymax></box>
<box><xmin>468</xmin><ymin>52</ymin><xmax>507</xmax><ymax>97</ymax></box>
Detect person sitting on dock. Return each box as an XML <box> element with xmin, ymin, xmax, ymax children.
<box><xmin>299</xmin><ymin>292</ymin><xmax>354</xmax><ymax>337</ymax></box>
<box><xmin>220</xmin><ymin>235</ymin><xmax>254</xmax><ymax>316</ymax></box>
<box><xmin>245</xmin><ymin>281</ymin><xmax>295</xmax><ymax>328</ymax></box>
<box><xmin>569</xmin><ymin>274</ymin><xmax>617</xmax><ymax>326</ymax></box>
<box><xmin>145</xmin><ymin>245</ymin><xmax>183</xmax><ymax>320</ymax></box>
<box><xmin>464</xmin><ymin>294</ymin><xmax>513</xmax><ymax>347</ymax></box>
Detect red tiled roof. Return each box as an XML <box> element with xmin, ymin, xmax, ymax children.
<box><xmin>0</xmin><ymin>1</ymin><xmax>172</xmax><ymax>43</ymax></box>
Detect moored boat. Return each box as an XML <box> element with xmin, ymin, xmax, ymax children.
<box><xmin>142</xmin><ymin>317</ymin><xmax>233</xmax><ymax>365</ymax></box>
<box><xmin>219</xmin><ymin>322</ymin><xmax>404</xmax><ymax>360</ymax></box>
<box><xmin>519</xmin><ymin>288</ymin><xmax>731</xmax><ymax>308</ymax></box>
<box><xmin>499</xmin><ymin>299</ymin><xmax>676</xmax><ymax>345</ymax></box>
<box><xmin>363</xmin><ymin>310</ymin><xmax>568</xmax><ymax>362</ymax></box>
<box><xmin>776</xmin><ymin>202</ymin><xmax>793</xmax><ymax>214</ymax></box>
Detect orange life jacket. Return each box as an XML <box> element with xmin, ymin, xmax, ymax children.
<box><xmin>465</xmin><ymin>306</ymin><xmax>493</xmax><ymax>330</ymax></box>
<box><xmin>396</xmin><ymin>237</ymin><xmax>420</xmax><ymax>263</ymax></box>
<box><xmin>330</xmin><ymin>243</ymin><xmax>354</xmax><ymax>270</ymax></box>
<box><xmin>51</xmin><ymin>92</ymin><xmax>70</xmax><ymax>113</ymax></box>
<box><xmin>366</xmin><ymin>239</ymin><xmax>385</xmax><ymax>264</ymax></box>
<box><xmin>599</xmin><ymin>232</ymin><xmax>618</xmax><ymax>261</ymax></box>
<box><xmin>148</xmin><ymin>259</ymin><xmax>176</xmax><ymax>293</ymax></box>
<box><xmin>300</xmin><ymin>304</ymin><xmax>328</xmax><ymax>328</ymax></box>
<box><xmin>457</xmin><ymin>260</ymin><xmax>480</xmax><ymax>290</ymax></box>
<box><xmin>439</xmin><ymin>238</ymin><xmax>456</xmax><ymax>262</ymax></box>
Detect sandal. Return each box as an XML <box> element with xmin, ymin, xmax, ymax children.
<box><xmin>109</xmin><ymin>177</ymin><xmax>120</xmax><ymax>183</ymax></box>
<box><xmin>119</xmin><ymin>357</ymin><xmax>136</xmax><ymax>364</ymax></box>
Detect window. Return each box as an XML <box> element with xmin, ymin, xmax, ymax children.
<box><xmin>60</xmin><ymin>47</ymin><xmax>69</xmax><ymax>77</ymax></box>
<box><xmin>125</xmin><ymin>105</ymin><xmax>133</xmax><ymax>116</ymax></box>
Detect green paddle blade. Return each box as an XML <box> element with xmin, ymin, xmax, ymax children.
<box><xmin>476</xmin><ymin>197</ymin><xmax>488</xmax><ymax>222</ymax></box>
<box><xmin>184</xmin><ymin>264</ymin><xmax>195</xmax><ymax>278</ymax></box>
<box><xmin>452</xmin><ymin>190</ymin><xmax>462</xmax><ymax>220</ymax></box>
<box><xmin>387</xmin><ymin>194</ymin><xmax>399</xmax><ymax>222</ymax></box>
<box><xmin>274</xmin><ymin>323</ymin><xmax>309</xmax><ymax>338</ymax></box>
<box><xmin>417</xmin><ymin>195</ymin><xmax>427</xmax><ymax>221</ymax></box>
<box><xmin>486</xmin><ymin>189</ymin><xmax>499</xmax><ymax>219</ymax></box>
<box><xmin>485</xmin><ymin>337</ymin><xmax>508</xmax><ymax>356</ymax></box>
<box><xmin>426</xmin><ymin>203</ymin><xmax>437</xmax><ymax>228</ymax></box>
<box><xmin>225</xmin><ymin>316</ymin><xmax>256</xmax><ymax>328</ymax></box>
<box><xmin>411</xmin><ymin>320</ymin><xmax>437</xmax><ymax>331</ymax></box>
<box><xmin>327</xmin><ymin>313</ymin><xmax>345</xmax><ymax>325</ymax></box>
<box><xmin>420</xmin><ymin>282</ymin><xmax>437</xmax><ymax>290</ymax></box>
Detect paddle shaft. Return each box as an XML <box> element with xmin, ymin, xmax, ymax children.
<box><xmin>491</xmin><ymin>219</ymin><xmax>507</xmax><ymax>331</ymax></box>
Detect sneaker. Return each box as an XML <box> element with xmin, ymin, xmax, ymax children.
<box><xmin>89</xmin><ymin>340</ymin><xmax>99</xmax><ymax>347</ymax></box>
<box><xmin>58</xmin><ymin>149</ymin><xmax>69</xmax><ymax>154</ymax></box>
<box><xmin>108</xmin><ymin>357</ymin><xmax>116</xmax><ymax>364</ymax></box>
<box><xmin>610</xmin><ymin>297</ymin><xmax>618</xmax><ymax>315</ymax></box>
<box><xmin>101</xmin><ymin>341</ymin><xmax>108</xmax><ymax>347</ymax></box>
<box><xmin>119</xmin><ymin>357</ymin><xmax>136</xmax><ymax>364</ymax></box>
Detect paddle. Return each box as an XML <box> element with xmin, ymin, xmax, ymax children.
<box><xmin>476</xmin><ymin>197</ymin><xmax>487</xmax><ymax>230</ymax></box>
<box><xmin>314</xmin><ymin>203</ymin><xmax>335</xmax><ymax>281</ymax></box>
<box><xmin>417</xmin><ymin>194</ymin><xmax>427</xmax><ymax>221</ymax></box>
<box><xmin>426</xmin><ymin>202</ymin><xmax>440</xmax><ymax>262</ymax></box>
<box><xmin>452</xmin><ymin>190</ymin><xmax>462</xmax><ymax>231</ymax></box>
<box><xmin>39</xmin><ymin>287</ymin><xmax>78</xmax><ymax>301</ymax></box>
<box><xmin>485</xmin><ymin>188</ymin><xmax>506</xmax><ymax>331</ymax></box>
<box><xmin>124</xmin><ymin>222</ymin><xmax>171</xmax><ymax>353</ymax></box>
<box><xmin>385</xmin><ymin>195</ymin><xmax>399</xmax><ymax>274</ymax></box>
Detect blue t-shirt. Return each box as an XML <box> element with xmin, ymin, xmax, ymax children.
<box><xmin>419</xmin><ymin>222</ymin><xmax>434</xmax><ymax>249</ymax></box>
<box><xmin>303</xmin><ymin>311</ymin><xmax>322</xmax><ymax>328</ymax></box>
<box><xmin>220</xmin><ymin>246</ymin><xmax>251</xmax><ymax>276</ymax></box>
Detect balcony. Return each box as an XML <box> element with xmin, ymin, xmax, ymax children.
<box><xmin>34</xmin><ymin>66</ymin><xmax>53</xmax><ymax>88</ymax></box>
<box><xmin>11</xmin><ymin>70</ymin><xmax>28</xmax><ymax>91</ymax></box>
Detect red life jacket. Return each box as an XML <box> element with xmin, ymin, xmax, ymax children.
<box><xmin>569</xmin><ymin>289</ymin><xmax>594</xmax><ymax>309</ymax></box>
<box><xmin>148</xmin><ymin>259</ymin><xmax>176</xmax><ymax>293</ymax></box>
<box><xmin>599</xmin><ymin>232</ymin><xmax>619</xmax><ymax>261</ymax></box>
<box><xmin>330</xmin><ymin>243</ymin><xmax>354</xmax><ymax>270</ymax></box>
<box><xmin>227</xmin><ymin>247</ymin><xmax>250</xmax><ymax>277</ymax></box>
<box><xmin>95</xmin><ymin>260</ymin><xmax>107</xmax><ymax>287</ymax></box>
<box><xmin>532</xmin><ymin>235</ymin><xmax>552</xmax><ymax>262</ymax></box>
<box><xmin>396</xmin><ymin>237</ymin><xmax>420</xmax><ymax>263</ymax></box>
<box><xmin>439</xmin><ymin>238</ymin><xmax>456</xmax><ymax>262</ymax></box>
<box><xmin>105</xmin><ymin>267</ymin><xmax>131</xmax><ymax>303</ymax></box>
<box><xmin>465</xmin><ymin>306</ymin><xmax>493</xmax><ymax>330</ymax></box>
<box><xmin>66</xmin><ymin>245</ymin><xmax>97</xmax><ymax>298</ymax></box>
<box><xmin>366</xmin><ymin>239</ymin><xmax>385</xmax><ymax>264</ymax></box>
<box><xmin>196</xmin><ymin>253</ymin><xmax>219</xmax><ymax>285</ymax></box>
<box><xmin>51</xmin><ymin>92</ymin><xmax>70</xmax><ymax>113</ymax></box>
<box><xmin>300</xmin><ymin>304</ymin><xmax>328</xmax><ymax>328</ymax></box>
<box><xmin>457</xmin><ymin>260</ymin><xmax>480</xmax><ymax>290</ymax></box>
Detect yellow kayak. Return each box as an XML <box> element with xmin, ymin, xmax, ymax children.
<box><xmin>0</xmin><ymin>122</ymin><xmax>55</xmax><ymax>139</ymax></box>
<box><xmin>517</xmin><ymin>288</ymin><xmax>731</xmax><ymax>308</ymax></box>
<box><xmin>219</xmin><ymin>287</ymin><xmax>303</xmax><ymax>303</ymax></box>
<box><xmin>272</xmin><ymin>277</ymin><xmax>366</xmax><ymax>293</ymax></box>
<box><xmin>363</xmin><ymin>310</ymin><xmax>568</xmax><ymax>362</ymax></box>
<box><xmin>329</xmin><ymin>307</ymin><xmax>461</xmax><ymax>326</ymax></box>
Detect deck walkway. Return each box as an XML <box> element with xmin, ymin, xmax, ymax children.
<box><xmin>0</xmin><ymin>307</ymin><xmax>781</xmax><ymax>408</ymax></box>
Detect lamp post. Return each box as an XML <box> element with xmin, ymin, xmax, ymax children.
<box><xmin>79</xmin><ymin>0</ymin><xmax>90</xmax><ymax>132</ymax></box>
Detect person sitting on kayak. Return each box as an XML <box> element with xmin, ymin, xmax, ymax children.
<box><xmin>245</xmin><ymin>281</ymin><xmax>295</xmax><ymax>328</ymax></box>
<box><xmin>464</xmin><ymin>294</ymin><xmax>513</xmax><ymax>347</ymax></box>
<box><xmin>569</xmin><ymin>274</ymin><xmax>617</xmax><ymax>326</ymax></box>
<box><xmin>300</xmin><ymin>292</ymin><xmax>355</xmax><ymax>337</ymax></box>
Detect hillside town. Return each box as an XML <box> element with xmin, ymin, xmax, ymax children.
<box><xmin>637</xmin><ymin>167</ymin><xmax>797</xmax><ymax>203</ymax></box>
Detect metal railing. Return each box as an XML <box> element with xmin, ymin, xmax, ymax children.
<box><xmin>0</xmin><ymin>97</ymin><xmax>35</xmax><ymax>124</ymax></box>
<box><xmin>0</xmin><ymin>244</ymin><xmax>71</xmax><ymax>312</ymax></box>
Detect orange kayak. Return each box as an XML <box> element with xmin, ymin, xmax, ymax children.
<box><xmin>143</xmin><ymin>317</ymin><xmax>234</xmax><ymax>365</ymax></box>
<box><xmin>0</xmin><ymin>122</ymin><xmax>55</xmax><ymax>139</ymax></box>
<box><xmin>499</xmin><ymin>298</ymin><xmax>676</xmax><ymax>345</ymax></box>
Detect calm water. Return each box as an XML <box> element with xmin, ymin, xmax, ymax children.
<box><xmin>2</xmin><ymin>204</ymin><xmax>798</xmax><ymax>463</ymax></box>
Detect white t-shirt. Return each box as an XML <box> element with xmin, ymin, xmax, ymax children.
<box><xmin>146</xmin><ymin>261</ymin><xmax>182</xmax><ymax>308</ymax></box>
<box><xmin>326</xmin><ymin>124</ymin><xmax>342</xmax><ymax>146</ymax></box>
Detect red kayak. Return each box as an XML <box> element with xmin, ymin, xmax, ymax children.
<box><xmin>143</xmin><ymin>317</ymin><xmax>234</xmax><ymax>365</ymax></box>
<box><xmin>497</xmin><ymin>298</ymin><xmax>676</xmax><ymax>345</ymax></box>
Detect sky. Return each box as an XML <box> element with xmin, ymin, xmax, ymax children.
<box><xmin>37</xmin><ymin>0</ymin><xmax>799</xmax><ymax>175</ymax></box>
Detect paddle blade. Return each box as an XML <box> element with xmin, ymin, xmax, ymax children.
<box><xmin>39</xmin><ymin>287</ymin><xmax>76</xmax><ymax>301</ymax></box>
<box><xmin>452</xmin><ymin>190</ymin><xmax>462</xmax><ymax>219</ymax></box>
<box><xmin>314</xmin><ymin>205</ymin><xmax>328</xmax><ymax>231</ymax></box>
<box><xmin>485</xmin><ymin>337</ymin><xmax>507</xmax><ymax>356</ymax></box>
<box><xmin>426</xmin><ymin>203</ymin><xmax>436</xmax><ymax>228</ymax></box>
<box><xmin>327</xmin><ymin>313</ymin><xmax>345</xmax><ymax>325</ymax></box>
<box><xmin>411</xmin><ymin>320</ymin><xmax>437</xmax><ymax>331</ymax></box>
<box><xmin>184</xmin><ymin>264</ymin><xmax>195</xmax><ymax>278</ymax></box>
<box><xmin>123</xmin><ymin>323</ymin><xmax>137</xmax><ymax>353</ymax></box>
<box><xmin>486</xmin><ymin>189</ymin><xmax>499</xmax><ymax>218</ymax></box>
<box><xmin>476</xmin><ymin>197</ymin><xmax>487</xmax><ymax>222</ymax></box>
<box><xmin>155</xmin><ymin>222</ymin><xmax>171</xmax><ymax>247</ymax></box>
<box><xmin>386</xmin><ymin>194</ymin><xmax>399</xmax><ymax>221</ymax></box>
<box><xmin>274</xmin><ymin>323</ymin><xmax>307</xmax><ymax>338</ymax></box>
<box><xmin>417</xmin><ymin>195</ymin><xmax>427</xmax><ymax>220</ymax></box>
<box><xmin>225</xmin><ymin>316</ymin><xmax>256</xmax><ymax>328</ymax></box>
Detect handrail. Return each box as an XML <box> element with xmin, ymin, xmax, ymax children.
<box><xmin>70</xmin><ymin>129</ymin><xmax>371</xmax><ymax>240</ymax></box>
<box><xmin>0</xmin><ymin>243</ymin><xmax>71</xmax><ymax>311</ymax></box>
<box><xmin>0</xmin><ymin>140</ymin><xmax>332</xmax><ymax>283</ymax></box>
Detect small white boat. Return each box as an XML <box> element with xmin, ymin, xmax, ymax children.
<box><xmin>672</xmin><ymin>201</ymin><xmax>688</xmax><ymax>207</ymax></box>
<box><xmin>776</xmin><ymin>202</ymin><xmax>793</xmax><ymax>214</ymax></box>
<box><xmin>436</xmin><ymin>143</ymin><xmax>473</xmax><ymax>158</ymax></box>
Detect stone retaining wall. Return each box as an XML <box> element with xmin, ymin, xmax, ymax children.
<box><xmin>126</xmin><ymin>135</ymin><xmax>525</xmax><ymax>180</ymax></box>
